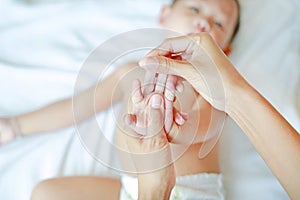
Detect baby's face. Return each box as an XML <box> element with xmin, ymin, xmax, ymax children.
<box><xmin>159</xmin><ymin>0</ymin><xmax>239</xmax><ymax>49</ymax></box>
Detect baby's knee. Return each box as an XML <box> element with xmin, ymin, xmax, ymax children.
<box><xmin>31</xmin><ymin>179</ymin><xmax>58</xmax><ymax>200</ymax></box>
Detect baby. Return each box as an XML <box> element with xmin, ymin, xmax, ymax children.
<box><xmin>1</xmin><ymin>0</ymin><xmax>240</xmax><ymax>199</ymax></box>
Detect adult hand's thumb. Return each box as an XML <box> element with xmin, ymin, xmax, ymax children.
<box><xmin>147</xmin><ymin>94</ymin><xmax>165</xmax><ymax>136</ymax></box>
<box><xmin>139</xmin><ymin>56</ymin><xmax>185</xmax><ymax>77</ymax></box>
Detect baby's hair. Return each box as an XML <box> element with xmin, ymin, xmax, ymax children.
<box><xmin>171</xmin><ymin>0</ymin><xmax>241</xmax><ymax>43</ymax></box>
<box><xmin>231</xmin><ymin>0</ymin><xmax>240</xmax><ymax>43</ymax></box>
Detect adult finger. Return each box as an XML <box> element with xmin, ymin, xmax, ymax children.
<box><xmin>139</xmin><ymin>56</ymin><xmax>188</xmax><ymax>78</ymax></box>
<box><xmin>147</xmin><ymin>94</ymin><xmax>165</xmax><ymax>138</ymax></box>
<box><xmin>144</xmin><ymin>35</ymin><xmax>195</xmax><ymax>58</ymax></box>
<box><xmin>144</xmin><ymin>33</ymin><xmax>218</xmax><ymax>59</ymax></box>
<box><xmin>142</xmin><ymin>71</ymin><xmax>156</xmax><ymax>95</ymax></box>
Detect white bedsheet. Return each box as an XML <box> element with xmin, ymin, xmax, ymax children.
<box><xmin>0</xmin><ymin>0</ymin><xmax>299</xmax><ymax>200</ymax></box>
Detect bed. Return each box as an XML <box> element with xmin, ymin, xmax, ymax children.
<box><xmin>0</xmin><ymin>0</ymin><xmax>299</xmax><ymax>199</ymax></box>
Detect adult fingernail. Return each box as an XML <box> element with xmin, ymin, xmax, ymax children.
<box><xmin>151</xmin><ymin>94</ymin><xmax>162</xmax><ymax>109</ymax></box>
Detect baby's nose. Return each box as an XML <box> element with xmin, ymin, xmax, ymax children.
<box><xmin>196</xmin><ymin>18</ymin><xmax>211</xmax><ymax>32</ymax></box>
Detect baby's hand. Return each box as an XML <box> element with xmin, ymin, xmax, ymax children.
<box><xmin>127</xmin><ymin>79</ymin><xmax>186</xmax><ymax>137</ymax></box>
<box><xmin>123</xmin><ymin>93</ymin><xmax>174</xmax><ymax>174</ymax></box>
<box><xmin>0</xmin><ymin>118</ymin><xmax>21</xmax><ymax>145</ymax></box>
<box><xmin>126</xmin><ymin>79</ymin><xmax>152</xmax><ymax>135</ymax></box>
<box><xmin>142</xmin><ymin>70</ymin><xmax>183</xmax><ymax>134</ymax></box>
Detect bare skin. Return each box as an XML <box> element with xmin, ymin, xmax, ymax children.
<box><xmin>115</xmin><ymin>65</ymin><xmax>221</xmax><ymax>177</ymax></box>
<box><xmin>31</xmin><ymin>177</ymin><xmax>121</xmax><ymax>200</ymax></box>
<box><xmin>140</xmin><ymin>33</ymin><xmax>300</xmax><ymax>200</ymax></box>
<box><xmin>0</xmin><ymin>0</ymin><xmax>240</xmax><ymax>199</ymax></box>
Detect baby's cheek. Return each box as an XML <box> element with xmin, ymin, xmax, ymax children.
<box><xmin>211</xmin><ymin>32</ymin><xmax>228</xmax><ymax>50</ymax></box>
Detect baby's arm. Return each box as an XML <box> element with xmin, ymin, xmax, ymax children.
<box><xmin>0</xmin><ymin>62</ymin><xmax>136</xmax><ymax>144</ymax></box>
<box><xmin>18</xmin><ymin>63</ymin><xmax>138</xmax><ymax>135</ymax></box>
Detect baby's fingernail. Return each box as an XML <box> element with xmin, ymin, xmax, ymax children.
<box><xmin>175</xmin><ymin>112</ymin><xmax>185</xmax><ymax>125</ymax></box>
<box><xmin>164</xmin><ymin>89</ymin><xmax>175</xmax><ymax>102</ymax></box>
<box><xmin>180</xmin><ymin>112</ymin><xmax>189</xmax><ymax>120</ymax></box>
<box><xmin>123</xmin><ymin>115</ymin><xmax>132</xmax><ymax>126</ymax></box>
<box><xmin>175</xmin><ymin>84</ymin><xmax>184</xmax><ymax>93</ymax></box>
<box><xmin>139</xmin><ymin>57</ymin><xmax>158</xmax><ymax>70</ymax></box>
<box><xmin>151</xmin><ymin>94</ymin><xmax>162</xmax><ymax>109</ymax></box>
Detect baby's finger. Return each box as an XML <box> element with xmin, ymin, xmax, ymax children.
<box><xmin>164</xmin><ymin>98</ymin><xmax>173</xmax><ymax>134</ymax></box>
<box><xmin>167</xmin><ymin>112</ymin><xmax>188</xmax><ymax>143</ymax></box>
<box><xmin>123</xmin><ymin>114</ymin><xmax>136</xmax><ymax>129</ymax></box>
<box><xmin>167</xmin><ymin>118</ymin><xmax>179</xmax><ymax>143</ymax></box>
<box><xmin>175</xmin><ymin>112</ymin><xmax>188</xmax><ymax>126</ymax></box>
<box><xmin>131</xmin><ymin>79</ymin><xmax>143</xmax><ymax>104</ymax></box>
<box><xmin>164</xmin><ymin>75</ymin><xmax>177</xmax><ymax>102</ymax></box>
<box><xmin>164</xmin><ymin>75</ymin><xmax>177</xmax><ymax>133</ymax></box>
<box><xmin>175</xmin><ymin>77</ymin><xmax>184</xmax><ymax>93</ymax></box>
<box><xmin>154</xmin><ymin>73</ymin><xmax>167</xmax><ymax>94</ymax></box>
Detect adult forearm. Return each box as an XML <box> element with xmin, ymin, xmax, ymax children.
<box><xmin>227</xmin><ymin>81</ymin><xmax>300</xmax><ymax>199</ymax></box>
<box><xmin>138</xmin><ymin>166</ymin><xmax>175</xmax><ymax>200</ymax></box>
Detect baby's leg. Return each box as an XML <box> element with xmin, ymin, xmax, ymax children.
<box><xmin>31</xmin><ymin>176</ymin><xmax>121</xmax><ymax>200</ymax></box>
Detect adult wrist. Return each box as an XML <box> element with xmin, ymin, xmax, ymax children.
<box><xmin>138</xmin><ymin>165</ymin><xmax>175</xmax><ymax>200</ymax></box>
<box><xmin>225</xmin><ymin>78</ymin><xmax>256</xmax><ymax>116</ymax></box>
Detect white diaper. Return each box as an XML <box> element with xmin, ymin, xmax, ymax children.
<box><xmin>120</xmin><ymin>173</ymin><xmax>225</xmax><ymax>200</ymax></box>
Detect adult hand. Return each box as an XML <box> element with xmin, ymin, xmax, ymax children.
<box><xmin>139</xmin><ymin>33</ymin><xmax>244</xmax><ymax>112</ymax></box>
<box><xmin>123</xmin><ymin>83</ymin><xmax>177</xmax><ymax>199</ymax></box>
<box><xmin>124</xmin><ymin>92</ymin><xmax>171</xmax><ymax>168</ymax></box>
<box><xmin>123</xmin><ymin>78</ymin><xmax>188</xmax><ymax>169</ymax></box>
<box><xmin>0</xmin><ymin>118</ymin><xmax>21</xmax><ymax>145</ymax></box>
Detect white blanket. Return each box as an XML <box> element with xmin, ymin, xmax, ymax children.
<box><xmin>0</xmin><ymin>0</ymin><xmax>299</xmax><ymax>199</ymax></box>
